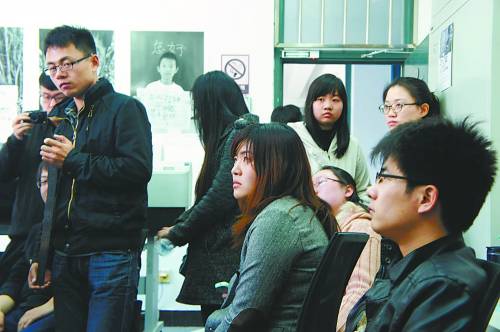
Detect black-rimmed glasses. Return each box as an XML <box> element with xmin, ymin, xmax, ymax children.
<box><xmin>378</xmin><ymin>102</ymin><xmax>418</xmax><ymax>115</ymax></box>
<box><xmin>44</xmin><ymin>54</ymin><xmax>93</xmax><ymax>76</ymax></box>
<box><xmin>375</xmin><ymin>172</ymin><xmax>410</xmax><ymax>184</ymax></box>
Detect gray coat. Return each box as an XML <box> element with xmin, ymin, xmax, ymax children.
<box><xmin>208</xmin><ymin>196</ymin><xmax>329</xmax><ymax>331</ymax></box>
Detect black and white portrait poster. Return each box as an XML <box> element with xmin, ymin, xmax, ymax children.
<box><xmin>131</xmin><ymin>31</ymin><xmax>203</xmax><ymax>135</ymax></box>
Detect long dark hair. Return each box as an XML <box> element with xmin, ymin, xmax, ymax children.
<box><xmin>192</xmin><ymin>70</ymin><xmax>249</xmax><ymax>199</ymax></box>
<box><xmin>231</xmin><ymin>123</ymin><xmax>338</xmax><ymax>244</ymax></box>
<box><xmin>304</xmin><ymin>74</ymin><xmax>350</xmax><ymax>158</ymax></box>
<box><xmin>319</xmin><ymin>165</ymin><xmax>368</xmax><ymax>212</ymax></box>
<box><xmin>382</xmin><ymin>77</ymin><xmax>441</xmax><ymax>118</ymax></box>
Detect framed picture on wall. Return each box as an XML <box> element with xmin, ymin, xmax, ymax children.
<box><xmin>131</xmin><ymin>31</ymin><xmax>204</xmax><ymax>135</ymax></box>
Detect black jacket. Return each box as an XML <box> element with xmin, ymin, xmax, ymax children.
<box><xmin>0</xmin><ymin>109</ymin><xmax>63</xmax><ymax>237</ymax></box>
<box><xmin>50</xmin><ymin>78</ymin><xmax>152</xmax><ymax>255</ymax></box>
<box><xmin>167</xmin><ymin>114</ymin><xmax>258</xmax><ymax>305</ymax></box>
<box><xmin>345</xmin><ymin>235</ymin><xmax>486</xmax><ymax>332</ymax></box>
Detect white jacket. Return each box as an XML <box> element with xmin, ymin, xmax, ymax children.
<box><xmin>288</xmin><ymin>122</ymin><xmax>371</xmax><ymax>201</ymax></box>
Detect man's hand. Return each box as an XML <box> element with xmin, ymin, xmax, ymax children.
<box><xmin>157</xmin><ymin>226</ymin><xmax>173</xmax><ymax>239</ymax></box>
<box><xmin>28</xmin><ymin>263</ymin><xmax>51</xmax><ymax>289</ymax></box>
<box><xmin>12</xmin><ymin>113</ymin><xmax>34</xmax><ymax>140</ymax></box>
<box><xmin>40</xmin><ymin>135</ymin><xmax>73</xmax><ymax>168</ymax></box>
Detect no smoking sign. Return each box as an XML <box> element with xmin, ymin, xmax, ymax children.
<box><xmin>222</xmin><ymin>55</ymin><xmax>249</xmax><ymax>94</ymax></box>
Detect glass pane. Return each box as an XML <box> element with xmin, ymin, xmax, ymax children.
<box><xmin>324</xmin><ymin>0</ymin><xmax>345</xmax><ymax>44</ymax></box>
<box><xmin>391</xmin><ymin>0</ymin><xmax>405</xmax><ymax>44</ymax></box>
<box><xmin>284</xmin><ymin>0</ymin><xmax>301</xmax><ymax>43</ymax></box>
<box><xmin>301</xmin><ymin>0</ymin><xmax>322</xmax><ymax>43</ymax></box>
<box><xmin>368</xmin><ymin>0</ymin><xmax>390</xmax><ymax>44</ymax></box>
<box><xmin>351</xmin><ymin>64</ymin><xmax>394</xmax><ymax>179</ymax></box>
<box><xmin>345</xmin><ymin>0</ymin><xmax>367</xmax><ymax>44</ymax></box>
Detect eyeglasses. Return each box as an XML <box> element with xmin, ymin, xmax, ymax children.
<box><xmin>378</xmin><ymin>102</ymin><xmax>418</xmax><ymax>115</ymax></box>
<box><xmin>375</xmin><ymin>172</ymin><xmax>410</xmax><ymax>184</ymax></box>
<box><xmin>37</xmin><ymin>177</ymin><xmax>48</xmax><ymax>189</ymax></box>
<box><xmin>44</xmin><ymin>54</ymin><xmax>93</xmax><ymax>76</ymax></box>
<box><xmin>40</xmin><ymin>93</ymin><xmax>65</xmax><ymax>105</ymax></box>
<box><xmin>313</xmin><ymin>177</ymin><xmax>345</xmax><ymax>187</ymax></box>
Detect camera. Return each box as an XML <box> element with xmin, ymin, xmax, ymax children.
<box><xmin>28</xmin><ymin>111</ymin><xmax>48</xmax><ymax>124</ymax></box>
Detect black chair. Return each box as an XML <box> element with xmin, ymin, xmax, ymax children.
<box><xmin>473</xmin><ymin>259</ymin><xmax>500</xmax><ymax>331</ymax></box>
<box><xmin>296</xmin><ymin>232</ymin><xmax>369</xmax><ymax>332</ymax></box>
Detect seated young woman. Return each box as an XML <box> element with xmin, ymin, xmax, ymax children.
<box><xmin>206</xmin><ymin>123</ymin><xmax>337</xmax><ymax>332</ymax></box>
<box><xmin>313</xmin><ymin>166</ymin><xmax>381</xmax><ymax>332</ymax></box>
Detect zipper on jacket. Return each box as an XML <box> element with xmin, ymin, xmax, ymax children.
<box><xmin>66</xmin><ymin>105</ymin><xmax>92</xmax><ymax>219</ymax></box>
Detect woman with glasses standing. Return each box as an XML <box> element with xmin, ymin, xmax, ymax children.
<box><xmin>380</xmin><ymin>77</ymin><xmax>441</xmax><ymax>130</ymax></box>
<box><xmin>289</xmin><ymin>74</ymin><xmax>370</xmax><ymax>202</ymax></box>
<box><xmin>312</xmin><ymin>166</ymin><xmax>381</xmax><ymax>332</ymax></box>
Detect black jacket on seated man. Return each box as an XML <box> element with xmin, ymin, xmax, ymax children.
<box><xmin>345</xmin><ymin>235</ymin><xmax>486</xmax><ymax>332</ymax></box>
<box><xmin>0</xmin><ymin>105</ymin><xmax>63</xmax><ymax>286</ymax></box>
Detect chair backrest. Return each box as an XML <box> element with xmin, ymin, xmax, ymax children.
<box><xmin>473</xmin><ymin>259</ymin><xmax>500</xmax><ymax>331</ymax></box>
<box><xmin>296</xmin><ymin>232</ymin><xmax>369</xmax><ymax>332</ymax></box>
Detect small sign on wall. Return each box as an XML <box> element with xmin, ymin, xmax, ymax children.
<box><xmin>439</xmin><ymin>23</ymin><xmax>453</xmax><ymax>91</ymax></box>
<box><xmin>222</xmin><ymin>55</ymin><xmax>249</xmax><ymax>94</ymax></box>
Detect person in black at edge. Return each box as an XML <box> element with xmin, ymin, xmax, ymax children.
<box><xmin>0</xmin><ymin>73</ymin><xmax>65</xmax><ymax>287</ymax></box>
<box><xmin>345</xmin><ymin>118</ymin><xmax>497</xmax><ymax>331</ymax></box>
<box><xmin>28</xmin><ymin>25</ymin><xmax>152</xmax><ymax>332</ymax></box>
<box><xmin>0</xmin><ymin>162</ymin><xmax>54</xmax><ymax>332</ymax></box>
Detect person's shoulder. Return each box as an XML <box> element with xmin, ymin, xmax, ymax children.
<box><xmin>102</xmin><ymin>90</ymin><xmax>145</xmax><ymax>113</ymax></box>
<box><xmin>171</xmin><ymin>83</ymin><xmax>185</xmax><ymax>92</ymax></box>
<box><xmin>410</xmin><ymin>246</ymin><xmax>486</xmax><ymax>294</ymax></box>
<box><xmin>255</xmin><ymin>197</ymin><xmax>299</xmax><ymax>224</ymax></box>
<box><xmin>287</xmin><ymin>121</ymin><xmax>306</xmax><ymax>132</ymax></box>
<box><xmin>234</xmin><ymin>113</ymin><xmax>259</xmax><ymax>130</ymax></box>
<box><xmin>337</xmin><ymin>202</ymin><xmax>374</xmax><ymax>232</ymax></box>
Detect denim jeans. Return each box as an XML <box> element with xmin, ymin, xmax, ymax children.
<box><xmin>52</xmin><ymin>251</ymin><xmax>140</xmax><ymax>332</ymax></box>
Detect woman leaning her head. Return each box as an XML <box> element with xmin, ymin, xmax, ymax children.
<box><xmin>381</xmin><ymin>77</ymin><xmax>441</xmax><ymax>129</ymax></box>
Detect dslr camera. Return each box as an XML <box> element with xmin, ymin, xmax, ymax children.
<box><xmin>27</xmin><ymin>111</ymin><xmax>48</xmax><ymax>124</ymax></box>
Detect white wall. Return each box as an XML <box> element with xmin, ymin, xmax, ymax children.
<box><xmin>414</xmin><ymin>0</ymin><xmax>432</xmax><ymax>45</ymax></box>
<box><xmin>0</xmin><ymin>0</ymin><xmax>275</xmax><ymax>310</ymax></box>
<box><xmin>428</xmin><ymin>0</ymin><xmax>500</xmax><ymax>257</ymax></box>
<box><xmin>0</xmin><ymin>0</ymin><xmax>275</xmax><ymax>120</ymax></box>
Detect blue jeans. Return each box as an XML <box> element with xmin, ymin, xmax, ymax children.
<box><xmin>52</xmin><ymin>251</ymin><xmax>139</xmax><ymax>332</ymax></box>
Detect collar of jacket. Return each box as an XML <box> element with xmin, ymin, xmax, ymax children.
<box><xmin>81</xmin><ymin>78</ymin><xmax>114</xmax><ymax>107</ymax></box>
<box><xmin>387</xmin><ymin>234</ymin><xmax>466</xmax><ymax>284</ymax></box>
<box><xmin>235</xmin><ymin>113</ymin><xmax>259</xmax><ymax>129</ymax></box>
<box><xmin>221</xmin><ymin>113</ymin><xmax>259</xmax><ymax>142</ymax></box>
<box><xmin>48</xmin><ymin>78</ymin><xmax>114</xmax><ymax>117</ymax></box>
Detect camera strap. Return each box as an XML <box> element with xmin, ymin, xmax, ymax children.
<box><xmin>37</xmin><ymin>165</ymin><xmax>58</xmax><ymax>286</ymax></box>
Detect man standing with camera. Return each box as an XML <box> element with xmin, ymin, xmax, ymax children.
<box><xmin>0</xmin><ymin>73</ymin><xmax>65</xmax><ymax>288</ymax></box>
<box><xmin>29</xmin><ymin>25</ymin><xmax>152</xmax><ymax>332</ymax></box>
